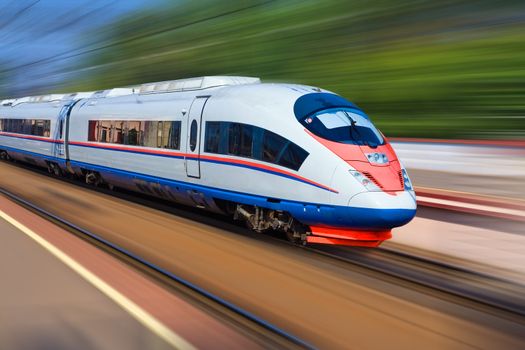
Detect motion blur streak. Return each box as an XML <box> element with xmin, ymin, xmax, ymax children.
<box><xmin>0</xmin><ymin>208</ymin><xmax>195</xmax><ymax>350</ymax></box>
<box><xmin>1</xmin><ymin>0</ymin><xmax>524</xmax><ymax>139</ymax></box>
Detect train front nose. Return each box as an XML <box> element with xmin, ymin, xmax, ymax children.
<box><xmin>347</xmin><ymin>191</ymin><xmax>417</xmax><ymax>229</ymax></box>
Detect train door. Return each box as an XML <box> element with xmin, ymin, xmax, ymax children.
<box><xmin>185</xmin><ymin>96</ymin><xmax>209</xmax><ymax>178</ymax></box>
<box><xmin>53</xmin><ymin>102</ymin><xmax>71</xmax><ymax>160</ymax></box>
<box><xmin>53</xmin><ymin>100</ymin><xmax>79</xmax><ymax>172</ymax></box>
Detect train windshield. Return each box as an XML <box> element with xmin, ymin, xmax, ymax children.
<box><xmin>302</xmin><ymin>108</ymin><xmax>384</xmax><ymax>147</ymax></box>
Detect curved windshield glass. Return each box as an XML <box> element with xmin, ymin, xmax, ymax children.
<box><xmin>302</xmin><ymin>108</ymin><xmax>384</xmax><ymax>147</ymax></box>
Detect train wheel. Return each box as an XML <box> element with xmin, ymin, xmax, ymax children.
<box><xmin>286</xmin><ymin>225</ymin><xmax>307</xmax><ymax>246</ymax></box>
<box><xmin>47</xmin><ymin>162</ymin><xmax>63</xmax><ymax>177</ymax></box>
<box><xmin>85</xmin><ymin>171</ymin><xmax>102</xmax><ymax>187</ymax></box>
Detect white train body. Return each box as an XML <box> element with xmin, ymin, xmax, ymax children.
<box><xmin>0</xmin><ymin>77</ymin><xmax>416</xmax><ymax>246</ymax></box>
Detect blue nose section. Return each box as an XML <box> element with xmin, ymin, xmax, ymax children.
<box><xmin>287</xmin><ymin>204</ymin><xmax>416</xmax><ymax>230</ymax></box>
<box><xmin>330</xmin><ymin>206</ymin><xmax>417</xmax><ymax>230</ymax></box>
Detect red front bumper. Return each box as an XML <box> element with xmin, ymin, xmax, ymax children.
<box><xmin>307</xmin><ymin>226</ymin><xmax>392</xmax><ymax>247</ymax></box>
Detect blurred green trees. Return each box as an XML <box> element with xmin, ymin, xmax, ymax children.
<box><xmin>72</xmin><ymin>0</ymin><xmax>525</xmax><ymax>139</ymax></box>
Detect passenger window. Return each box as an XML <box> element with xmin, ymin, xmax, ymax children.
<box><xmin>23</xmin><ymin>120</ymin><xmax>32</xmax><ymax>135</ymax></box>
<box><xmin>35</xmin><ymin>120</ymin><xmax>45</xmax><ymax>137</ymax></box>
<box><xmin>228</xmin><ymin>123</ymin><xmax>241</xmax><ymax>155</ymax></box>
<box><xmin>262</xmin><ymin>130</ymin><xmax>287</xmax><ymax>164</ymax></box>
<box><xmin>239</xmin><ymin>124</ymin><xmax>253</xmax><ymax>157</ymax></box>
<box><xmin>170</xmin><ymin>121</ymin><xmax>181</xmax><ymax>150</ymax></box>
<box><xmin>143</xmin><ymin>121</ymin><xmax>158</xmax><ymax>148</ymax></box>
<box><xmin>160</xmin><ymin>121</ymin><xmax>171</xmax><ymax>148</ymax></box>
<box><xmin>277</xmin><ymin>143</ymin><xmax>309</xmax><ymax>171</ymax></box>
<box><xmin>205</xmin><ymin>122</ymin><xmax>221</xmax><ymax>153</ymax></box>
<box><xmin>45</xmin><ymin>120</ymin><xmax>51</xmax><ymax>137</ymax></box>
<box><xmin>189</xmin><ymin>120</ymin><xmax>198</xmax><ymax>152</ymax></box>
<box><xmin>30</xmin><ymin>120</ymin><xmax>37</xmax><ymax>135</ymax></box>
<box><xmin>88</xmin><ymin>121</ymin><xmax>98</xmax><ymax>141</ymax></box>
<box><xmin>127</xmin><ymin>121</ymin><xmax>141</xmax><ymax>146</ymax></box>
<box><xmin>113</xmin><ymin>121</ymin><xmax>124</xmax><ymax>144</ymax></box>
<box><xmin>98</xmin><ymin>121</ymin><xmax>112</xmax><ymax>142</ymax></box>
<box><xmin>157</xmin><ymin>121</ymin><xmax>163</xmax><ymax>147</ymax></box>
<box><xmin>58</xmin><ymin>120</ymin><xmax>63</xmax><ymax>139</ymax></box>
<box><xmin>14</xmin><ymin>120</ymin><xmax>22</xmax><ymax>134</ymax></box>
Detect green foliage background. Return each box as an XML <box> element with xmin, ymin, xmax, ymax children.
<box><xmin>68</xmin><ymin>0</ymin><xmax>525</xmax><ymax>139</ymax></box>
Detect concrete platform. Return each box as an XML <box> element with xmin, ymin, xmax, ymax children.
<box><xmin>0</xmin><ymin>217</ymin><xmax>172</xmax><ymax>350</ymax></box>
<box><xmin>392</xmin><ymin>141</ymin><xmax>525</xmax><ymax>200</ymax></box>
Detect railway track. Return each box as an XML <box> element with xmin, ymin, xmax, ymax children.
<box><xmin>1</xmin><ymin>159</ymin><xmax>525</xmax><ymax>347</ymax></box>
<box><xmin>0</xmin><ymin>187</ymin><xmax>314</xmax><ymax>350</ymax></box>
<box><xmin>307</xmin><ymin>245</ymin><xmax>525</xmax><ymax>321</ymax></box>
<box><xmin>84</xmin><ymin>175</ymin><xmax>525</xmax><ymax>322</ymax></box>
<box><xmin>3</xmin><ymin>175</ymin><xmax>525</xmax><ymax>325</ymax></box>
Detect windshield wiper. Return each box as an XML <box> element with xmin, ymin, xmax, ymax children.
<box><xmin>344</xmin><ymin>111</ymin><xmax>365</xmax><ymax>145</ymax></box>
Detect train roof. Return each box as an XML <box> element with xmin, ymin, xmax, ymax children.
<box><xmin>3</xmin><ymin>76</ymin><xmax>261</xmax><ymax>107</ymax></box>
<box><xmin>1</xmin><ymin>76</ymin><xmax>332</xmax><ymax>114</ymax></box>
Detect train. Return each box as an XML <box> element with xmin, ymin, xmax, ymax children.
<box><xmin>0</xmin><ymin>76</ymin><xmax>416</xmax><ymax>247</ymax></box>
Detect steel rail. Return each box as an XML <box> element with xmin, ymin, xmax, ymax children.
<box><xmin>305</xmin><ymin>244</ymin><xmax>525</xmax><ymax>320</ymax></box>
<box><xmin>2</xmin><ymin>160</ymin><xmax>524</xmax><ymax>328</ymax></box>
<box><xmin>0</xmin><ymin>187</ymin><xmax>315</xmax><ymax>350</ymax></box>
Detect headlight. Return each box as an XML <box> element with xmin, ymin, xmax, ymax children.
<box><xmin>401</xmin><ymin>168</ymin><xmax>413</xmax><ymax>190</ymax></box>
<box><xmin>349</xmin><ymin>170</ymin><xmax>381</xmax><ymax>191</ymax></box>
<box><xmin>365</xmin><ymin>152</ymin><xmax>388</xmax><ymax>165</ymax></box>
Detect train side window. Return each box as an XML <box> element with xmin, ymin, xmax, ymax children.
<box><xmin>189</xmin><ymin>120</ymin><xmax>198</xmax><ymax>152</ymax></box>
<box><xmin>30</xmin><ymin>120</ymin><xmax>37</xmax><ymax>135</ymax></box>
<box><xmin>14</xmin><ymin>120</ymin><xmax>21</xmax><ymax>133</ymax></box>
<box><xmin>251</xmin><ymin>126</ymin><xmax>264</xmax><ymax>160</ymax></box>
<box><xmin>98</xmin><ymin>121</ymin><xmax>112</xmax><ymax>143</ymax></box>
<box><xmin>277</xmin><ymin>143</ymin><xmax>309</xmax><ymax>171</ymax></box>
<box><xmin>127</xmin><ymin>121</ymin><xmax>141</xmax><ymax>146</ymax></box>
<box><xmin>170</xmin><ymin>121</ymin><xmax>181</xmax><ymax>150</ymax></box>
<box><xmin>205</xmin><ymin>121</ymin><xmax>221</xmax><ymax>153</ymax></box>
<box><xmin>88</xmin><ymin>121</ymin><xmax>98</xmax><ymax>141</ymax></box>
<box><xmin>160</xmin><ymin>121</ymin><xmax>171</xmax><ymax>148</ymax></box>
<box><xmin>58</xmin><ymin>120</ymin><xmax>63</xmax><ymax>139</ymax></box>
<box><xmin>239</xmin><ymin>124</ymin><xmax>254</xmax><ymax>158</ymax></box>
<box><xmin>22</xmin><ymin>120</ymin><xmax>31</xmax><ymax>135</ymax></box>
<box><xmin>139</xmin><ymin>121</ymin><xmax>146</xmax><ymax>146</ymax></box>
<box><xmin>143</xmin><ymin>121</ymin><xmax>158</xmax><ymax>148</ymax></box>
<box><xmin>114</xmin><ymin>121</ymin><xmax>125</xmax><ymax>144</ymax></box>
<box><xmin>156</xmin><ymin>121</ymin><xmax>163</xmax><ymax>147</ymax></box>
<box><xmin>262</xmin><ymin>130</ymin><xmax>287</xmax><ymax>164</ymax></box>
<box><xmin>10</xmin><ymin>120</ymin><xmax>16</xmax><ymax>133</ymax></box>
<box><xmin>218</xmin><ymin>122</ymin><xmax>229</xmax><ymax>154</ymax></box>
<box><xmin>45</xmin><ymin>120</ymin><xmax>51</xmax><ymax>138</ymax></box>
<box><xmin>228</xmin><ymin>123</ymin><xmax>241</xmax><ymax>155</ymax></box>
<box><xmin>35</xmin><ymin>120</ymin><xmax>45</xmax><ymax>137</ymax></box>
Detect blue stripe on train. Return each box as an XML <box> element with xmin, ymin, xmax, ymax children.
<box><xmin>1</xmin><ymin>134</ymin><xmax>337</xmax><ymax>193</ymax></box>
<box><xmin>70</xmin><ymin>143</ymin><xmax>336</xmax><ymax>193</ymax></box>
<box><xmin>0</xmin><ymin>144</ymin><xmax>415</xmax><ymax>229</ymax></box>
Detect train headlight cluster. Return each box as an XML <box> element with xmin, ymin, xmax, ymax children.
<box><xmin>349</xmin><ymin>170</ymin><xmax>381</xmax><ymax>191</ymax></box>
<box><xmin>365</xmin><ymin>152</ymin><xmax>388</xmax><ymax>165</ymax></box>
<box><xmin>401</xmin><ymin>168</ymin><xmax>413</xmax><ymax>190</ymax></box>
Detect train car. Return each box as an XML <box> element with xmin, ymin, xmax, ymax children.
<box><xmin>0</xmin><ymin>76</ymin><xmax>416</xmax><ymax>246</ymax></box>
<box><xmin>0</xmin><ymin>95</ymin><xmax>65</xmax><ymax>171</ymax></box>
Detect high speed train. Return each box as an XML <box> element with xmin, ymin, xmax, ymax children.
<box><xmin>0</xmin><ymin>76</ymin><xmax>416</xmax><ymax>247</ymax></box>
